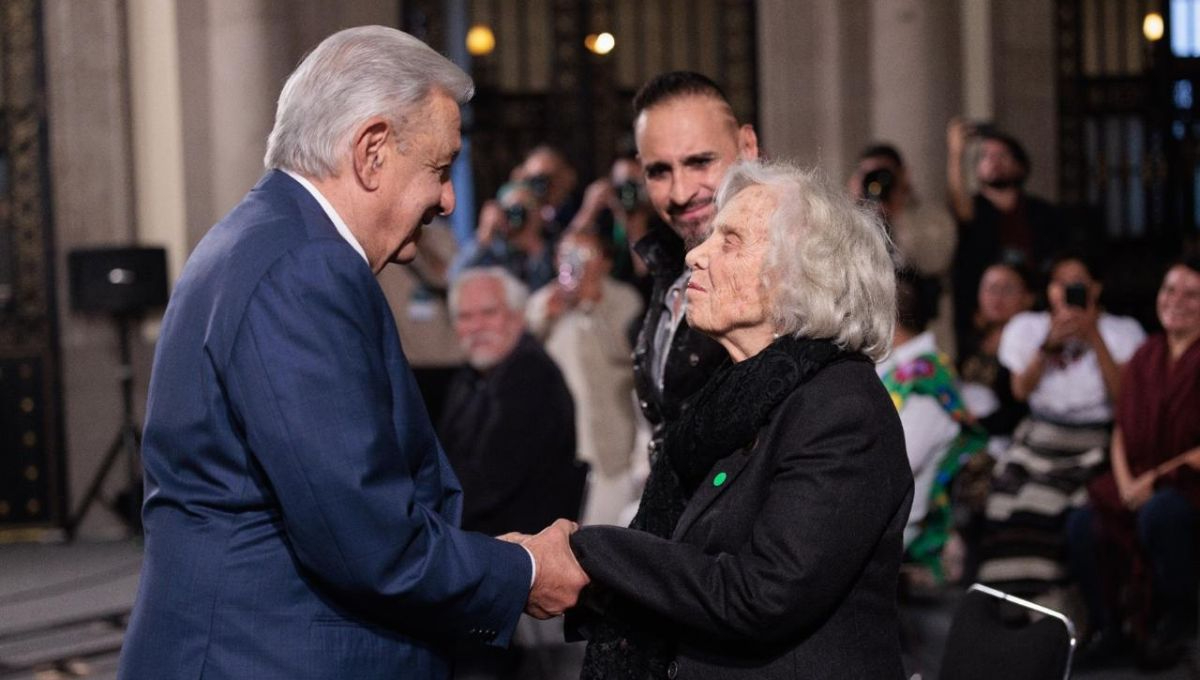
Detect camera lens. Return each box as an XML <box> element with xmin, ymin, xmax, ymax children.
<box><xmin>617</xmin><ymin>180</ymin><xmax>640</xmax><ymax>212</ymax></box>
<box><xmin>504</xmin><ymin>204</ymin><xmax>527</xmax><ymax>229</ymax></box>
<box><xmin>527</xmin><ymin>174</ymin><xmax>550</xmax><ymax>198</ymax></box>
<box><xmin>861</xmin><ymin>168</ymin><xmax>895</xmax><ymax>203</ymax></box>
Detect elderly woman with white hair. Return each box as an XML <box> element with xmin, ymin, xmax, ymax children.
<box><xmin>569</xmin><ymin>159</ymin><xmax>913</xmax><ymax>680</ymax></box>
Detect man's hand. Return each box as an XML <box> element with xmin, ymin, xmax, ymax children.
<box><xmin>522</xmin><ymin>519</ymin><xmax>589</xmax><ymax>619</ymax></box>
<box><xmin>947</xmin><ymin>117</ymin><xmax>972</xmax><ymax>158</ymax></box>
<box><xmin>475</xmin><ymin>200</ymin><xmax>505</xmax><ymax>245</ymax></box>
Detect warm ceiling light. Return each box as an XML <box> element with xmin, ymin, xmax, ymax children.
<box><xmin>585</xmin><ymin>32</ymin><xmax>615</xmax><ymax>56</ymax></box>
<box><xmin>1144</xmin><ymin>12</ymin><xmax>1165</xmax><ymax>42</ymax></box>
<box><xmin>466</xmin><ymin>24</ymin><xmax>495</xmax><ymax>56</ymax></box>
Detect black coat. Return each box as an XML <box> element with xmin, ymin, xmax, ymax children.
<box><xmin>571</xmin><ymin>357</ymin><xmax>913</xmax><ymax>679</ymax></box>
<box><xmin>631</xmin><ymin>228</ymin><xmax>727</xmax><ymax>450</ymax></box>
<box><xmin>438</xmin><ymin>333</ymin><xmax>576</xmax><ymax>535</ymax></box>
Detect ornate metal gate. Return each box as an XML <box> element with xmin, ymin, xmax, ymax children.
<box><xmin>0</xmin><ymin>0</ymin><xmax>66</xmax><ymax>533</ymax></box>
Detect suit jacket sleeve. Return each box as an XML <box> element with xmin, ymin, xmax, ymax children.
<box><xmin>570</xmin><ymin>387</ymin><xmax>910</xmax><ymax>645</ymax></box>
<box><xmin>223</xmin><ymin>241</ymin><xmax>530</xmax><ymax>646</ymax></box>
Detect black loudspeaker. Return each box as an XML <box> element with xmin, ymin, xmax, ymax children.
<box><xmin>68</xmin><ymin>247</ymin><xmax>168</xmax><ymax>315</ymax></box>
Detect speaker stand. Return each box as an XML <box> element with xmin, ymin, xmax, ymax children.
<box><xmin>66</xmin><ymin>315</ymin><xmax>143</xmax><ymax>539</ymax></box>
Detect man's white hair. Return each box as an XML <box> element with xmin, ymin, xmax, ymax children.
<box><xmin>264</xmin><ymin>26</ymin><xmax>474</xmax><ymax>178</ymax></box>
<box><xmin>448</xmin><ymin>267</ymin><xmax>529</xmax><ymax>317</ymax></box>
<box><xmin>715</xmin><ymin>159</ymin><xmax>896</xmax><ymax>361</ymax></box>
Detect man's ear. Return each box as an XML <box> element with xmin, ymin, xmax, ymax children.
<box><xmin>352</xmin><ymin>117</ymin><xmax>391</xmax><ymax>191</ymax></box>
<box><xmin>738</xmin><ymin>124</ymin><xmax>760</xmax><ymax>161</ymax></box>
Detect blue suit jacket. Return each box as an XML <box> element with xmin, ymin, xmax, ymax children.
<box><xmin>117</xmin><ymin>171</ymin><xmax>531</xmax><ymax>680</ymax></box>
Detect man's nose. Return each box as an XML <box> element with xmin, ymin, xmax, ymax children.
<box><xmin>669</xmin><ymin>173</ymin><xmax>697</xmax><ymax>207</ymax></box>
<box><xmin>440</xmin><ymin>181</ymin><xmax>456</xmax><ymax>216</ymax></box>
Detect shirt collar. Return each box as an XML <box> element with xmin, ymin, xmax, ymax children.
<box><xmin>283</xmin><ymin>170</ymin><xmax>369</xmax><ymax>265</ymax></box>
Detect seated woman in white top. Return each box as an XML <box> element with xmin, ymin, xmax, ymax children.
<box><xmin>977</xmin><ymin>253</ymin><xmax>1145</xmax><ymax>603</ymax></box>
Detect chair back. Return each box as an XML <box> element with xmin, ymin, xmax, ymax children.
<box><xmin>938</xmin><ymin>583</ymin><xmax>1076</xmax><ymax>680</ymax></box>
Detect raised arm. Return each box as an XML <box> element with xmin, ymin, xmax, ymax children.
<box><xmin>947</xmin><ymin>118</ymin><xmax>975</xmax><ymax>223</ymax></box>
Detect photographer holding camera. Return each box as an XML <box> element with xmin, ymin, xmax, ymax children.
<box><xmin>947</xmin><ymin>118</ymin><xmax>1067</xmax><ymax>352</ymax></box>
<box><xmin>452</xmin><ymin>181</ymin><xmax>556</xmax><ymax>290</ymax></box>
<box><xmin>565</xmin><ymin>153</ymin><xmax>657</xmax><ymax>299</ymax></box>
<box><xmin>526</xmin><ymin>230</ymin><xmax>643</xmax><ymax>526</ymax></box>
<box><xmin>849</xmin><ymin>143</ymin><xmax>957</xmax><ymax>353</ymax></box>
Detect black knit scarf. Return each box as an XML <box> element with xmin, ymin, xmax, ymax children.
<box><xmin>579</xmin><ymin>334</ymin><xmax>844</xmax><ymax>680</ymax></box>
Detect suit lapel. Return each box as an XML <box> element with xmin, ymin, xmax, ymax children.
<box><xmin>671</xmin><ymin>447</ymin><xmax>754</xmax><ymax>540</ymax></box>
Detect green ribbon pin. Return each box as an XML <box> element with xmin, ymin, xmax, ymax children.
<box><xmin>713</xmin><ymin>472</ymin><xmax>728</xmax><ymax>487</ymax></box>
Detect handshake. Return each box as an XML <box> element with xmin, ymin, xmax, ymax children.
<box><xmin>499</xmin><ymin>519</ymin><xmax>590</xmax><ymax>619</ymax></box>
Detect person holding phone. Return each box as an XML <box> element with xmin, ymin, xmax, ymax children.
<box><xmin>975</xmin><ymin>253</ymin><xmax>1144</xmax><ymax>607</ymax></box>
<box><xmin>527</xmin><ymin>231</ymin><xmax>644</xmax><ymax>526</ymax></box>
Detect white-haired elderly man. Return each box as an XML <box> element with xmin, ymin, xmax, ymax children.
<box><xmin>118</xmin><ymin>27</ymin><xmax>587</xmax><ymax>680</ymax></box>
<box><xmin>439</xmin><ymin>267</ymin><xmax>577</xmax><ymax>537</ymax></box>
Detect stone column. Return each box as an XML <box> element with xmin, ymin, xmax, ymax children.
<box><xmin>756</xmin><ymin>0</ymin><xmax>871</xmax><ymax>178</ymax></box>
<box><xmin>869</xmin><ymin>0</ymin><xmax>962</xmax><ymax>208</ymax></box>
<box><xmin>991</xmin><ymin>0</ymin><xmax>1058</xmax><ymax>201</ymax></box>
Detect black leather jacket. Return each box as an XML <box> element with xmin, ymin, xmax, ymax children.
<box><xmin>631</xmin><ymin>227</ymin><xmax>727</xmax><ymax>457</ymax></box>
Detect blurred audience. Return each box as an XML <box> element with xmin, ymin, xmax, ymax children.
<box><xmin>878</xmin><ymin>270</ymin><xmax>987</xmax><ymax>582</ymax></box>
<box><xmin>452</xmin><ymin>181</ymin><xmax>555</xmax><ymax>289</ymax></box>
<box><xmin>512</xmin><ymin>144</ymin><xmax>581</xmax><ymax>241</ymax></box>
<box><xmin>568</xmin><ymin>151</ymin><xmax>656</xmax><ymax>300</ymax></box>
<box><xmin>978</xmin><ymin>253</ymin><xmax>1144</xmax><ymax>607</ymax></box>
<box><xmin>526</xmin><ymin>231</ymin><xmax>644</xmax><ymax>525</ymax></box>
<box><xmin>957</xmin><ymin>260</ymin><xmax>1036</xmax><ymax>456</ymax></box>
<box><xmin>851</xmin><ymin>143</ymin><xmax>957</xmax><ymax>354</ymax></box>
<box><xmin>439</xmin><ymin>267</ymin><xmax>577</xmax><ymax>536</ymax></box>
<box><xmin>947</xmin><ymin>119</ymin><xmax>1068</xmax><ymax>351</ymax></box>
<box><xmin>1066</xmin><ymin>256</ymin><xmax>1200</xmax><ymax>669</ymax></box>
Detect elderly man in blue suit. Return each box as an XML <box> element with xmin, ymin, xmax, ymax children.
<box><xmin>117</xmin><ymin>26</ymin><xmax>588</xmax><ymax>680</ymax></box>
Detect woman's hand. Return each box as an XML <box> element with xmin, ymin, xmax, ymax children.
<box><xmin>1044</xmin><ymin>308</ymin><xmax>1084</xmax><ymax>351</ymax></box>
<box><xmin>1119</xmin><ymin>470</ymin><xmax>1156</xmax><ymax>510</ymax></box>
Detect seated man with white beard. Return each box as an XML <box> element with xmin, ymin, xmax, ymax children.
<box><xmin>439</xmin><ymin>267</ymin><xmax>578</xmax><ymax>535</ymax></box>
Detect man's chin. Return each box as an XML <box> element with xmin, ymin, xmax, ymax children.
<box><xmin>466</xmin><ymin>352</ymin><xmax>502</xmax><ymax>371</ymax></box>
<box><xmin>672</xmin><ymin>221</ymin><xmax>711</xmax><ymax>250</ymax></box>
<box><xmin>391</xmin><ymin>240</ymin><xmax>421</xmax><ymax>265</ymax></box>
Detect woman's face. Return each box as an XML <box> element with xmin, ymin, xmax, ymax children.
<box><xmin>977</xmin><ymin>264</ymin><xmax>1032</xmax><ymax>325</ymax></box>
<box><xmin>1046</xmin><ymin>258</ymin><xmax>1100</xmax><ymax>312</ymax></box>
<box><xmin>684</xmin><ymin>186</ymin><xmax>775</xmax><ymax>354</ymax></box>
<box><xmin>1158</xmin><ymin>265</ymin><xmax>1200</xmax><ymax>339</ymax></box>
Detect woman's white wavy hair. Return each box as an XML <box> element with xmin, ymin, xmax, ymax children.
<box><xmin>715</xmin><ymin>159</ymin><xmax>896</xmax><ymax>361</ymax></box>
<box><xmin>264</xmin><ymin>26</ymin><xmax>473</xmax><ymax>178</ymax></box>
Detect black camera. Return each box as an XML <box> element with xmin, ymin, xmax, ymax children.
<box><xmin>1064</xmin><ymin>283</ymin><xmax>1089</xmax><ymax>309</ymax></box>
<box><xmin>861</xmin><ymin>168</ymin><xmax>896</xmax><ymax>204</ymax></box>
<box><xmin>616</xmin><ymin>180</ymin><xmax>643</xmax><ymax>213</ymax></box>
<box><xmin>504</xmin><ymin>203</ymin><xmax>528</xmax><ymax>231</ymax></box>
<box><xmin>527</xmin><ymin>174</ymin><xmax>551</xmax><ymax>199</ymax></box>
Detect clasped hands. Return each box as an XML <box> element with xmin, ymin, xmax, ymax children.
<box><xmin>499</xmin><ymin>519</ymin><xmax>590</xmax><ymax>619</ymax></box>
